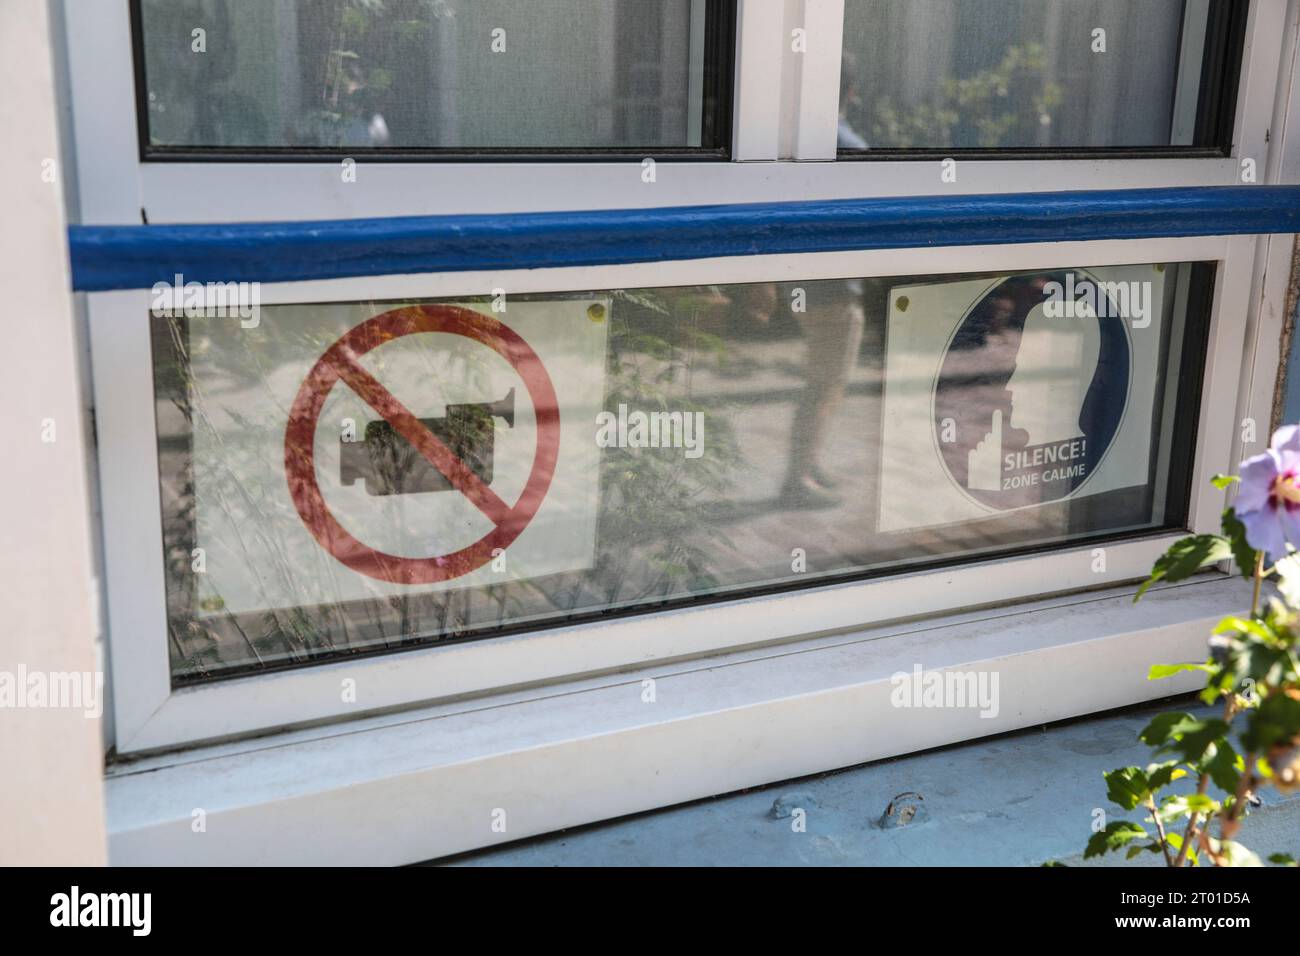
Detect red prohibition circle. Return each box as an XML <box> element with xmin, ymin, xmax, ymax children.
<box><xmin>284</xmin><ymin>304</ymin><xmax>560</xmax><ymax>585</ymax></box>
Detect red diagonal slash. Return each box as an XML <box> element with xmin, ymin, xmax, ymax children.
<box><xmin>325</xmin><ymin>342</ymin><xmax>512</xmax><ymax>526</ymax></box>
<box><xmin>285</xmin><ymin>304</ymin><xmax>560</xmax><ymax>585</ymax></box>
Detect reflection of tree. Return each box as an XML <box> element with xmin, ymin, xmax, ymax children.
<box><xmin>141</xmin><ymin>0</ymin><xmax>270</xmax><ymax>146</ymax></box>
<box><xmin>141</xmin><ymin>0</ymin><xmax>456</xmax><ymax>148</ymax></box>
<box><xmin>160</xmin><ymin>304</ymin><xmax>440</xmax><ymax>676</ymax></box>
<box><xmin>302</xmin><ymin>0</ymin><xmax>456</xmax><ymax>147</ymax></box>
<box><xmin>488</xmin><ymin>289</ymin><xmax>745</xmax><ymax>620</ymax></box>
<box><xmin>868</xmin><ymin>44</ymin><xmax>1062</xmax><ymax>148</ymax></box>
<box><xmin>591</xmin><ymin>289</ymin><xmax>742</xmax><ymax>607</ymax></box>
<box><xmin>158</xmin><ymin>311</ymin><xmax>355</xmax><ymax>676</ymax></box>
<box><xmin>159</xmin><ymin>289</ymin><xmax>745</xmax><ymax>681</ymax></box>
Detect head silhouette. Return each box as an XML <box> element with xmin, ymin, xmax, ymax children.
<box><xmin>1005</xmin><ymin>298</ymin><xmax>1102</xmax><ymax>448</ymax></box>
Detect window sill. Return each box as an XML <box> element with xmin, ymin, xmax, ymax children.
<box><xmin>440</xmin><ymin>697</ymin><xmax>1300</xmax><ymax>867</ymax></box>
<box><xmin>105</xmin><ymin>573</ymin><xmax>1243</xmax><ymax>865</ymax></box>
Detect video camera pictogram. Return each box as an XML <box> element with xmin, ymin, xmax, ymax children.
<box><xmin>339</xmin><ymin>388</ymin><xmax>516</xmax><ymax>496</ymax></box>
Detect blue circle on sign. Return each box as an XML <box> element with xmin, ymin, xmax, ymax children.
<box><xmin>932</xmin><ymin>270</ymin><xmax>1131</xmax><ymax>510</ymax></box>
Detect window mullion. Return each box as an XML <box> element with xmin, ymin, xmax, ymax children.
<box><xmin>730</xmin><ymin>0</ymin><xmax>785</xmax><ymax>160</ymax></box>
<box><xmin>793</xmin><ymin>0</ymin><xmax>845</xmax><ymax>160</ymax></box>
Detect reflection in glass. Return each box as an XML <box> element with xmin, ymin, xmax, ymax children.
<box><xmin>151</xmin><ymin>266</ymin><xmax>1204</xmax><ymax>682</ymax></box>
<box><xmin>839</xmin><ymin>0</ymin><xmax>1209</xmax><ymax>149</ymax></box>
<box><xmin>139</xmin><ymin>0</ymin><xmax>707</xmax><ymax>149</ymax></box>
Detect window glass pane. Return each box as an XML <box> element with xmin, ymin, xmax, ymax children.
<box><xmin>138</xmin><ymin>0</ymin><xmax>715</xmax><ymax>150</ymax></box>
<box><xmin>152</xmin><ymin>263</ymin><xmax>1206</xmax><ymax>682</ymax></box>
<box><xmin>839</xmin><ymin>0</ymin><xmax>1218</xmax><ymax>150</ymax></box>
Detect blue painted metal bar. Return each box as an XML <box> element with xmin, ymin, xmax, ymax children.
<box><xmin>69</xmin><ymin>185</ymin><xmax>1300</xmax><ymax>292</ymax></box>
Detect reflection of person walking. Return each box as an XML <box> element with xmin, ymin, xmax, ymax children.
<box><xmin>775</xmin><ymin>97</ymin><xmax>870</xmax><ymax>508</ymax></box>
<box><xmin>781</xmin><ymin>281</ymin><xmax>866</xmax><ymax>508</ymax></box>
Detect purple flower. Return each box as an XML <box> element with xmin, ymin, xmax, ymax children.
<box><xmin>1235</xmin><ymin>425</ymin><xmax>1300</xmax><ymax>561</ymax></box>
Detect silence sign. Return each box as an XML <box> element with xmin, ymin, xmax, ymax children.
<box><xmin>284</xmin><ymin>304</ymin><xmax>560</xmax><ymax>585</ymax></box>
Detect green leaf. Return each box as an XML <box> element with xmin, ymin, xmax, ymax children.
<box><xmin>1138</xmin><ymin>712</ymin><xmax>1192</xmax><ymax>747</ymax></box>
<box><xmin>1212</xmin><ymin>474</ymin><xmax>1240</xmax><ymax>490</ymax></box>
<box><xmin>1145</xmin><ymin>761</ymin><xmax>1187</xmax><ymax>790</ymax></box>
<box><xmin>1236</xmin><ymin>641</ymin><xmax>1294</xmax><ymax>688</ymax></box>
<box><xmin>1184</xmin><ymin>793</ymin><xmax>1220</xmax><ymax>814</ymax></box>
<box><xmin>1200</xmin><ymin>682</ymin><xmax>1228</xmax><ymax>706</ymax></box>
<box><xmin>1126</xmin><ymin>843</ymin><xmax>1161</xmax><ymax>859</ymax></box>
<box><xmin>1213</xmin><ymin>615</ymin><xmax>1277</xmax><ymax>645</ymax></box>
<box><xmin>1204</xmin><ymin>740</ymin><xmax>1243</xmax><ymax>792</ymax></box>
<box><xmin>1221</xmin><ymin>507</ymin><xmax>1259</xmax><ymax>579</ymax></box>
<box><xmin>1104</xmin><ymin>767</ymin><xmax>1150</xmax><ymax>811</ymax></box>
<box><xmin>1159</xmin><ymin>793</ymin><xmax>1221</xmax><ymax>820</ymax></box>
<box><xmin>1148</xmin><ymin>662</ymin><xmax>1214</xmax><ymax>681</ymax></box>
<box><xmin>1085</xmin><ymin>821</ymin><xmax>1148</xmax><ymax>859</ymax></box>
<box><xmin>1135</xmin><ymin>535</ymin><xmax>1232</xmax><ymax>601</ymax></box>
<box><xmin>1242</xmin><ymin>691</ymin><xmax>1300</xmax><ymax>752</ymax></box>
<box><xmin>1170</xmin><ymin>720</ymin><xmax>1232</xmax><ymax>764</ymax></box>
<box><xmin>1140</xmin><ymin>713</ymin><xmax>1231</xmax><ymax>763</ymax></box>
<box><xmin>1267</xmin><ymin>853</ymin><xmax>1297</xmax><ymax>866</ymax></box>
<box><xmin>1163</xmin><ymin>832</ymin><xmax>1198</xmax><ymax>866</ymax></box>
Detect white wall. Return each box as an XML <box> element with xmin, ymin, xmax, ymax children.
<box><xmin>0</xmin><ymin>0</ymin><xmax>107</xmax><ymax>865</ymax></box>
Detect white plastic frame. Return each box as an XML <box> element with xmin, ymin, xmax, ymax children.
<box><xmin>64</xmin><ymin>0</ymin><xmax>1285</xmax><ymax>226</ymax></box>
<box><xmin>91</xmin><ymin>234</ymin><xmax>1254</xmax><ymax>753</ymax></box>
<box><xmin>60</xmin><ymin>1</ymin><xmax>1299</xmax><ymax>757</ymax></box>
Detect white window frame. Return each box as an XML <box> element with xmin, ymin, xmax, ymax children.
<box><xmin>92</xmin><ymin>234</ymin><xmax>1249</xmax><ymax>753</ymax></box>
<box><xmin>69</xmin><ymin>0</ymin><xmax>1278</xmax><ymax>227</ymax></box>
<box><xmin>62</xmin><ymin>0</ymin><xmax>1298</xmax><ymax>783</ymax></box>
<box><xmin>104</xmin><ymin>573</ymin><xmax>1248</xmax><ymax>865</ymax></box>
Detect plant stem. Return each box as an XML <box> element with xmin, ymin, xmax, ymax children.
<box><xmin>1219</xmin><ymin>750</ymin><xmax>1258</xmax><ymax>843</ymax></box>
<box><xmin>1251</xmin><ymin>550</ymin><xmax>1265</xmax><ymax>617</ymax></box>
<box><xmin>1174</xmin><ymin>772</ymin><xmax>1211</xmax><ymax>867</ymax></box>
<box><xmin>1197</xmin><ymin>822</ymin><xmax>1224</xmax><ymax>866</ymax></box>
<box><xmin>1147</xmin><ymin>796</ymin><xmax>1176</xmax><ymax>867</ymax></box>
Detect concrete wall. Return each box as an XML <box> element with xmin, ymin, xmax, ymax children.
<box><xmin>0</xmin><ymin>0</ymin><xmax>107</xmax><ymax>865</ymax></box>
